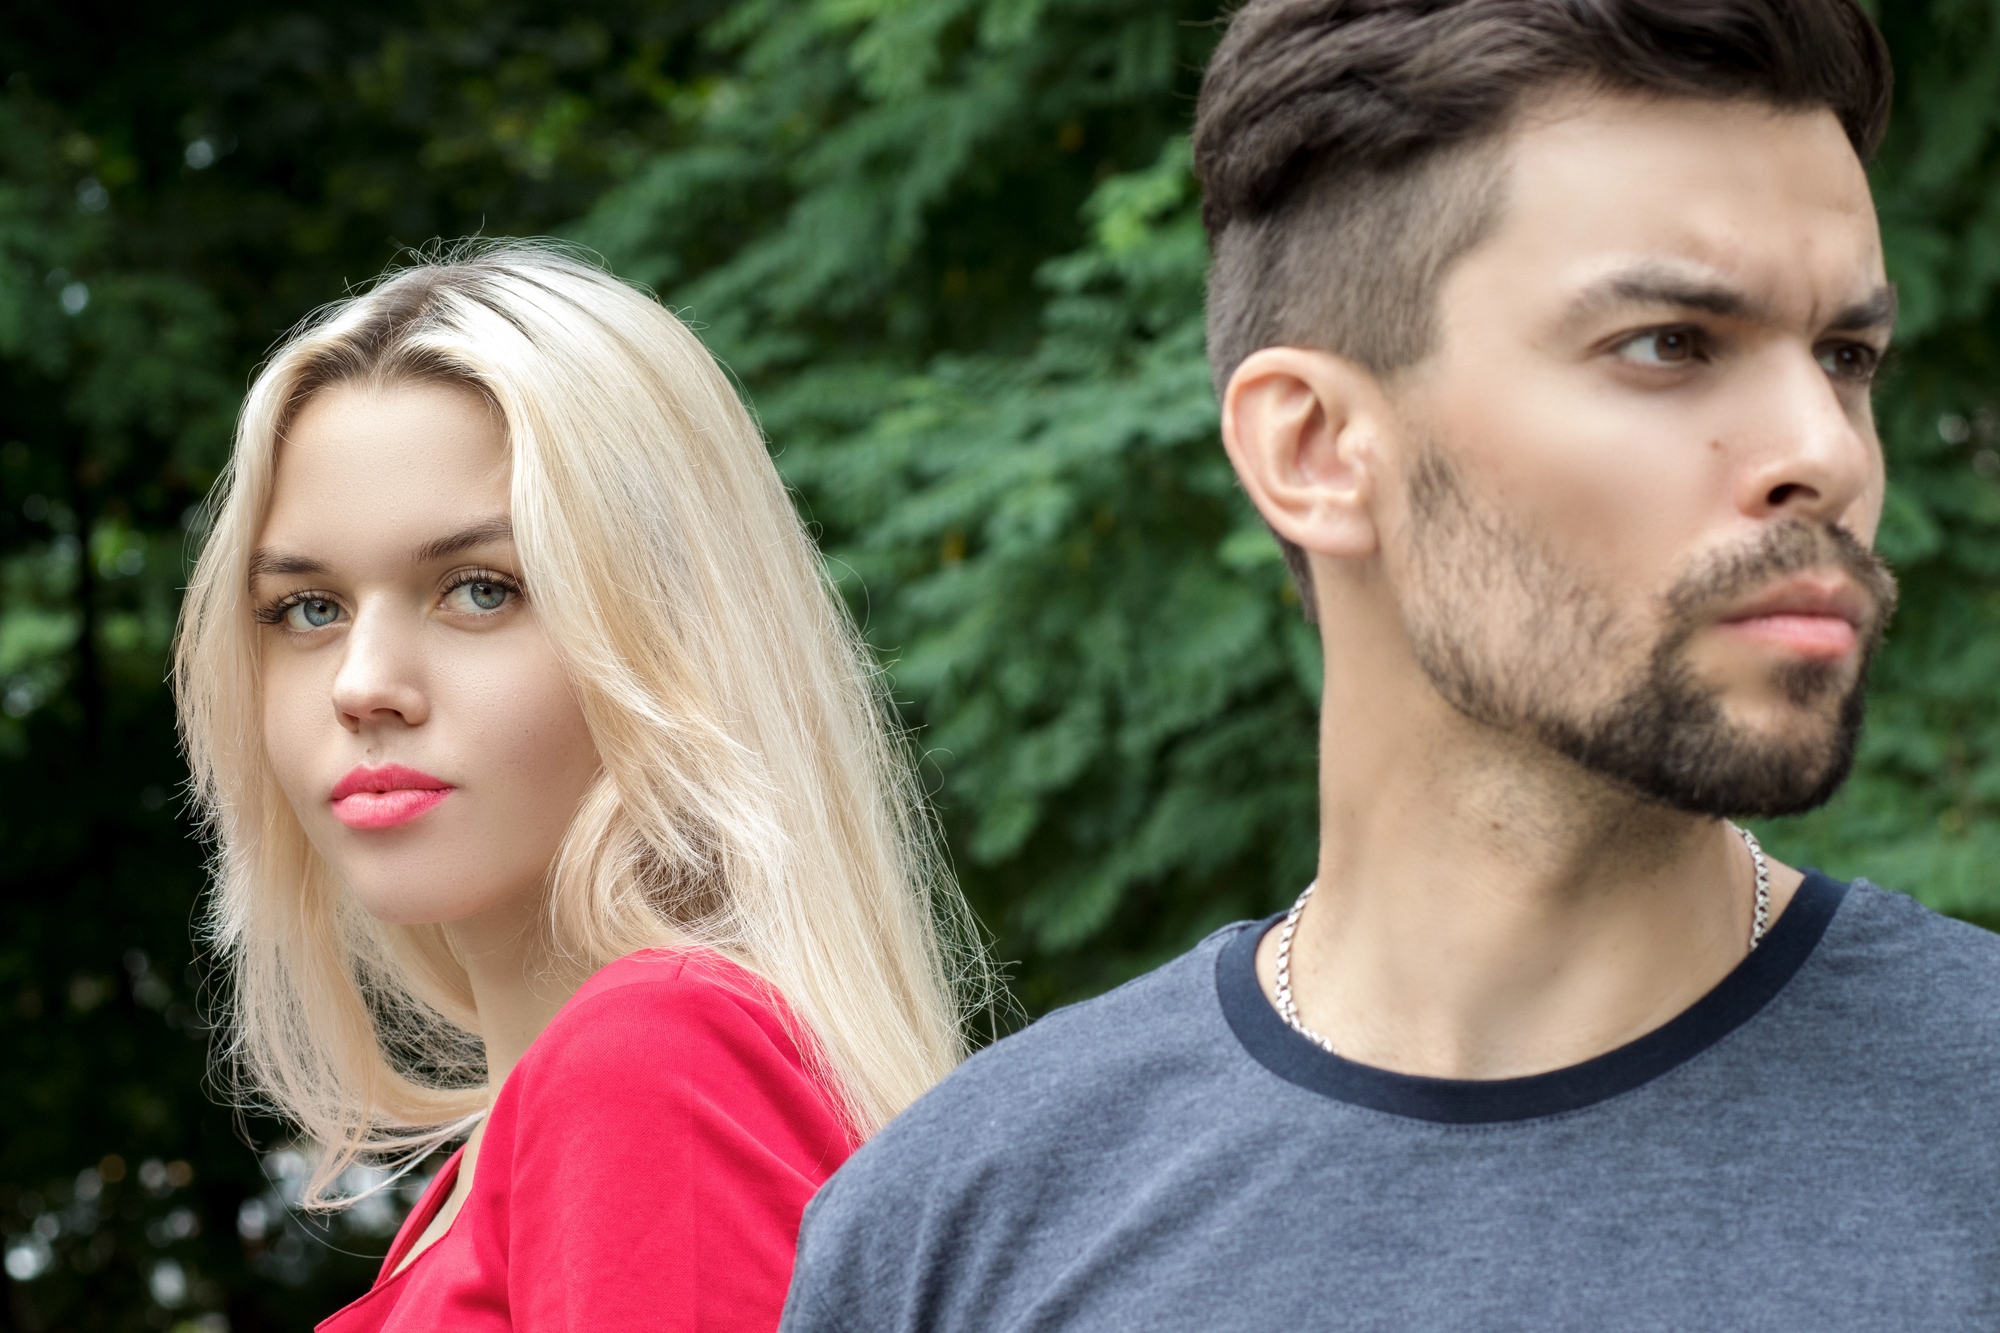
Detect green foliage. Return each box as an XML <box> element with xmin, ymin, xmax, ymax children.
<box><xmin>11</xmin><ymin>0</ymin><xmax>2000</xmax><ymax>1327</ymax></box>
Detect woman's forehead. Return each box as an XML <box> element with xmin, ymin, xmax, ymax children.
<box><xmin>258</xmin><ymin>382</ymin><xmax>512</xmax><ymax>567</ymax></box>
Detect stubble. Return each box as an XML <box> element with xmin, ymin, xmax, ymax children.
<box><xmin>1399</xmin><ymin>448</ymin><xmax>1896</xmax><ymax>818</ymax></box>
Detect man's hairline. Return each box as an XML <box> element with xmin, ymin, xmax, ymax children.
<box><xmin>1216</xmin><ymin>84</ymin><xmax>1880</xmax><ymax>400</ymax></box>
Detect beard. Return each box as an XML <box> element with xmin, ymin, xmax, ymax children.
<box><xmin>1399</xmin><ymin>448</ymin><xmax>1898</xmax><ymax>818</ymax></box>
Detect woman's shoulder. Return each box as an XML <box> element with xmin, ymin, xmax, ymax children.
<box><xmin>507</xmin><ymin>948</ymin><xmax>831</xmax><ymax>1114</ymax></box>
<box><xmin>564</xmin><ymin>946</ymin><xmax>787</xmax><ymax>1026</ymax></box>
<box><xmin>474</xmin><ymin>947</ymin><xmax>856</xmax><ymax>1297</ymax></box>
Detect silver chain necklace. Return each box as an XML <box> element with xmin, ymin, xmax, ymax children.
<box><xmin>1271</xmin><ymin>822</ymin><xmax>1772</xmax><ymax>1056</ymax></box>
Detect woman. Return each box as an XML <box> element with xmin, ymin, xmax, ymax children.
<box><xmin>173</xmin><ymin>243</ymin><xmax>980</xmax><ymax>1330</ymax></box>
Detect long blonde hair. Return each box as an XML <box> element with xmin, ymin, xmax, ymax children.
<box><xmin>175</xmin><ymin>242</ymin><xmax>982</xmax><ymax>1205</ymax></box>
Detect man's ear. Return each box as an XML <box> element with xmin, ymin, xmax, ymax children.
<box><xmin>1220</xmin><ymin>347</ymin><xmax>1391</xmax><ymax>562</ymax></box>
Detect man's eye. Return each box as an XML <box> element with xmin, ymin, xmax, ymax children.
<box><xmin>284</xmin><ymin>598</ymin><xmax>343</xmax><ymax>631</ymax></box>
<box><xmin>1818</xmin><ymin>341</ymin><xmax>1881</xmax><ymax>383</ymax></box>
<box><xmin>1617</xmin><ymin>327</ymin><xmax>1705</xmax><ymax>367</ymax></box>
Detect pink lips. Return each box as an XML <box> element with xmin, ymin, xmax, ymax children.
<box><xmin>1717</xmin><ymin>614</ymin><xmax>1858</xmax><ymax>658</ymax></box>
<box><xmin>330</xmin><ymin>764</ymin><xmax>454</xmax><ymax>830</ymax></box>
<box><xmin>1713</xmin><ymin>575</ymin><xmax>1867</xmax><ymax>662</ymax></box>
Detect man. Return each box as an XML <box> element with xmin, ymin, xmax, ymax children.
<box><xmin>782</xmin><ymin>2</ymin><xmax>2000</xmax><ymax>1328</ymax></box>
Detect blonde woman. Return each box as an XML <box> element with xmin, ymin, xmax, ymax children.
<box><xmin>174</xmin><ymin>244</ymin><xmax>978</xmax><ymax>1331</ymax></box>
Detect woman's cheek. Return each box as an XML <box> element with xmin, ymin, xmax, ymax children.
<box><xmin>450</xmin><ymin>639</ymin><xmax>600</xmax><ymax>882</ymax></box>
<box><xmin>261</xmin><ymin>650</ymin><xmax>332</xmax><ymax>830</ymax></box>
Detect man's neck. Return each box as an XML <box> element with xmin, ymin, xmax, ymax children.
<box><xmin>1255</xmin><ymin>656</ymin><xmax>1802</xmax><ymax>1082</ymax></box>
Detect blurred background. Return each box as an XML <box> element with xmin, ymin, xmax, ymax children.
<box><xmin>3</xmin><ymin>0</ymin><xmax>1999</xmax><ymax>1327</ymax></box>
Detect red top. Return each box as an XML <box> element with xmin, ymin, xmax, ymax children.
<box><xmin>317</xmin><ymin>949</ymin><xmax>854</xmax><ymax>1333</ymax></box>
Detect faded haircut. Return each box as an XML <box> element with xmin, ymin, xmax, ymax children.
<box><xmin>1192</xmin><ymin>0</ymin><xmax>1892</xmax><ymax>616</ymax></box>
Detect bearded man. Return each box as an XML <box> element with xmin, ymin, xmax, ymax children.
<box><xmin>781</xmin><ymin>2</ymin><xmax>2000</xmax><ymax>1328</ymax></box>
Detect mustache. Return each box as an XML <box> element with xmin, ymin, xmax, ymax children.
<box><xmin>1664</xmin><ymin>520</ymin><xmax>1898</xmax><ymax>632</ymax></box>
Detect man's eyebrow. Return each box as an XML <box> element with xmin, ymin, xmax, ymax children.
<box><xmin>1566</xmin><ymin>263</ymin><xmax>1769</xmax><ymax>327</ymax></box>
<box><xmin>1828</xmin><ymin>284</ymin><xmax>1898</xmax><ymax>334</ymax></box>
<box><xmin>1565</xmin><ymin>266</ymin><xmax>1899</xmax><ymax>339</ymax></box>
<box><xmin>247</xmin><ymin>550</ymin><xmax>327</xmax><ymax>580</ymax></box>
<box><xmin>411</xmin><ymin>515</ymin><xmax>514</xmax><ymax>564</ymax></box>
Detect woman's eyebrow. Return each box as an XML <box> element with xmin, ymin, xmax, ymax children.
<box><xmin>247</xmin><ymin>516</ymin><xmax>514</xmax><ymax>579</ymax></box>
<box><xmin>247</xmin><ymin>549</ymin><xmax>327</xmax><ymax>579</ymax></box>
<box><xmin>411</xmin><ymin>515</ymin><xmax>514</xmax><ymax>564</ymax></box>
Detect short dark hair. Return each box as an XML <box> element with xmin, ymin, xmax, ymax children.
<box><xmin>1194</xmin><ymin>0</ymin><xmax>1892</xmax><ymax>616</ymax></box>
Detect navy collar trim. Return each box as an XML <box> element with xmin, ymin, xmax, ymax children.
<box><xmin>1216</xmin><ymin>870</ymin><xmax>1849</xmax><ymax>1124</ymax></box>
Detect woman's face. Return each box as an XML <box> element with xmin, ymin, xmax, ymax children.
<box><xmin>253</xmin><ymin>381</ymin><xmax>601</xmax><ymax>928</ymax></box>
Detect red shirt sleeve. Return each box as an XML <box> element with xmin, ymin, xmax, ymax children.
<box><xmin>475</xmin><ymin>952</ymin><xmax>855</xmax><ymax>1333</ymax></box>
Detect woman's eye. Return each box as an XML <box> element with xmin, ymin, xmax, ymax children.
<box><xmin>1818</xmin><ymin>341</ymin><xmax>1881</xmax><ymax>383</ymax></box>
<box><xmin>1617</xmin><ymin>326</ymin><xmax>1704</xmax><ymax>367</ymax></box>
<box><xmin>443</xmin><ymin>579</ymin><xmax>514</xmax><ymax>614</ymax></box>
<box><xmin>284</xmin><ymin>597</ymin><xmax>343</xmax><ymax>631</ymax></box>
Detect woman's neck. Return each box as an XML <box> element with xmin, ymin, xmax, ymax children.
<box><xmin>445</xmin><ymin>898</ymin><xmax>577</xmax><ymax>1093</ymax></box>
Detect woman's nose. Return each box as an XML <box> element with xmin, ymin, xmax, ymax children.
<box><xmin>328</xmin><ymin>602</ymin><xmax>430</xmax><ymax>732</ymax></box>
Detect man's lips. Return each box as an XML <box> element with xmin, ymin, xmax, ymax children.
<box><xmin>330</xmin><ymin>764</ymin><xmax>454</xmax><ymax>830</ymax></box>
<box><xmin>1713</xmin><ymin>576</ymin><xmax>1867</xmax><ymax>661</ymax></box>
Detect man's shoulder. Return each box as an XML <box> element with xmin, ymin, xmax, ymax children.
<box><xmin>1833</xmin><ymin>878</ymin><xmax>2000</xmax><ymax>976</ymax></box>
<box><xmin>782</xmin><ymin>924</ymin><xmax>1262</xmax><ymax>1332</ymax></box>
<box><xmin>1744</xmin><ymin>878</ymin><xmax>2000</xmax><ymax>1150</ymax></box>
<box><xmin>1785</xmin><ymin>878</ymin><xmax>2000</xmax><ymax>1100</ymax></box>
<box><xmin>819</xmin><ymin>922</ymin><xmax>1255</xmax><ymax>1199</ymax></box>
<box><xmin>1825</xmin><ymin>878</ymin><xmax>2000</xmax><ymax>1021</ymax></box>
<box><xmin>920</xmin><ymin>919</ymin><xmax>1253</xmax><ymax>1114</ymax></box>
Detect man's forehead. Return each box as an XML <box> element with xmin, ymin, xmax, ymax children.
<box><xmin>1478</xmin><ymin>92</ymin><xmax>1885</xmax><ymax>329</ymax></box>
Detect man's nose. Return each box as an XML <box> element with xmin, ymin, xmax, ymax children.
<box><xmin>1731</xmin><ymin>346</ymin><xmax>1878</xmax><ymax>527</ymax></box>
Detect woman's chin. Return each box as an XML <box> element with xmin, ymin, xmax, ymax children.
<box><xmin>341</xmin><ymin>876</ymin><xmax>530</xmax><ymax>929</ymax></box>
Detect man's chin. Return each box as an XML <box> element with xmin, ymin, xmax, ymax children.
<box><xmin>1649</xmin><ymin>711</ymin><xmax>1862</xmax><ymax>818</ymax></box>
<box><xmin>1540</xmin><ymin>670</ymin><xmax>1868</xmax><ymax>820</ymax></box>
<box><xmin>1676</xmin><ymin>740</ymin><xmax>1855</xmax><ymax>819</ymax></box>
<box><xmin>1770</xmin><ymin>654</ymin><xmax>1864</xmax><ymax>710</ymax></box>
<box><xmin>1710</xmin><ymin>691</ymin><xmax>1854</xmax><ymax>754</ymax></box>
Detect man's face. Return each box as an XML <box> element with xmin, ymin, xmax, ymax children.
<box><xmin>1385</xmin><ymin>91</ymin><xmax>1896</xmax><ymax>817</ymax></box>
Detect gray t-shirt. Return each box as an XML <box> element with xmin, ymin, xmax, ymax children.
<box><xmin>782</xmin><ymin>874</ymin><xmax>2000</xmax><ymax>1331</ymax></box>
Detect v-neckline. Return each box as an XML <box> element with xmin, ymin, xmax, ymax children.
<box><xmin>376</xmin><ymin>1147</ymin><xmax>464</xmax><ymax>1286</ymax></box>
